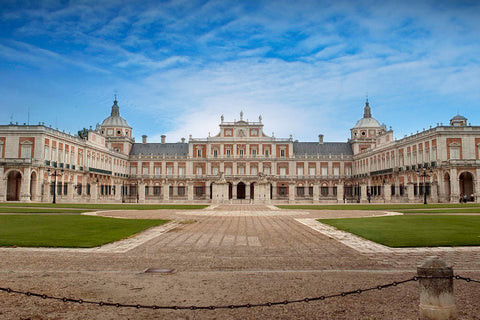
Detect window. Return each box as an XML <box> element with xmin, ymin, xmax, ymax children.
<box><xmin>213</xmin><ymin>149</ymin><xmax>218</xmax><ymax>158</ymax></box>
<box><xmin>142</xmin><ymin>166</ymin><xmax>148</xmax><ymax>175</ymax></box>
<box><xmin>20</xmin><ymin>141</ymin><xmax>33</xmax><ymax>158</ymax></box>
<box><xmin>44</xmin><ymin>146</ymin><xmax>50</xmax><ymax>160</ymax></box>
<box><xmin>239</xmin><ymin>149</ymin><xmax>244</xmax><ymax>157</ymax></box>
<box><xmin>252</xmin><ymin>149</ymin><xmax>257</xmax><ymax>158</ymax></box>
<box><xmin>195</xmin><ymin>187</ymin><xmax>204</xmax><ymax>197</ymax></box>
<box><xmin>225</xmin><ymin>167</ymin><xmax>232</xmax><ymax>175</ymax></box>
<box><xmin>226</xmin><ymin>149</ymin><xmax>231</xmax><ymax>157</ymax></box>
<box><xmin>321</xmin><ymin>186</ymin><xmax>328</xmax><ymax>196</ymax></box>
<box><xmin>333</xmin><ymin>167</ymin><xmax>339</xmax><ymax>176</ymax></box>
<box><xmin>154</xmin><ymin>186</ymin><xmax>161</xmax><ymax>195</ymax></box>
<box><xmin>296</xmin><ymin>187</ymin><xmax>304</xmax><ymax>196</ymax></box>
<box><xmin>297</xmin><ymin>167</ymin><xmax>303</xmax><ymax>177</ymax></box>
<box><xmin>178</xmin><ymin>186</ymin><xmax>185</xmax><ymax>196</ymax></box>
<box><xmin>130</xmin><ymin>166</ymin><xmax>137</xmax><ymax>175</ymax></box>
<box><xmin>251</xmin><ymin>166</ymin><xmax>258</xmax><ymax>175</ymax></box>
<box><xmin>238</xmin><ymin>166</ymin><xmax>245</xmax><ymax>175</ymax></box>
<box><xmin>279</xmin><ymin>167</ymin><xmax>286</xmax><ymax>176</ymax></box>
<box><xmin>450</xmin><ymin>146</ymin><xmax>460</xmax><ymax>159</ymax></box>
<box><xmin>197</xmin><ymin>149</ymin><xmax>202</xmax><ymax>158</ymax></box>
<box><xmin>321</xmin><ymin>167</ymin><xmax>328</xmax><ymax>176</ymax></box>
<box><xmin>196</xmin><ymin>167</ymin><xmax>203</xmax><ymax>176</ymax></box>
<box><xmin>212</xmin><ymin>167</ymin><xmax>219</xmax><ymax>175</ymax></box>
<box><xmin>264</xmin><ymin>149</ymin><xmax>269</xmax><ymax>157</ymax></box>
<box><xmin>154</xmin><ymin>166</ymin><xmax>161</xmax><ymax>175</ymax></box>
<box><xmin>264</xmin><ymin>167</ymin><xmax>271</xmax><ymax>175</ymax></box>
<box><xmin>167</xmin><ymin>166</ymin><xmax>173</xmax><ymax>175</ymax></box>
<box><xmin>309</xmin><ymin>167</ymin><xmax>315</xmax><ymax>176</ymax></box>
<box><xmin>280</xmin><ymin>149</ymin><xmax>285</xmax><ymax>157</ymax></box>
<box><xmin>179</xmin><ymin>167</ymin><xmax>185</xmax><ymax>177</ymax></box>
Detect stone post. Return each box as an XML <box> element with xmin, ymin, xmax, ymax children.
<box><xmin>417</xmin><ymin>256</ymin><xmax>457</xmax><ymax>320</ymax></box>
<box><xmin>360</xmin><ymin>184</ymin><xmax>367</xmax><ymax>203</ymax></box>
<box><xmin>42</xmin><ymin>181</ymin><xmax>51</xmax><ymax>203</ymax></box>
<box><xmin>187</xmin><ymin>181</ymin><xmax>194</xmax><ymax>201</ymax></box>
<box><xmin>90</xmin><ymin>182</ymin><xmax>98</xmax><ymax>202</ymax></box>
<box><xmin>232</xmin><ymin>182</ymin><xmax>237</xmax><ymax>200</ymax></box>
<box><xmin>407</xmin><ymin>182</ymin><xmax>415</xmax><ymax>203</ymax></box>
<box><xmin>20</xmin><ymin>168</ymin><xmax>31</xmax><ymax>202</ymax></box>
<box><xmin>114</xmin><ymin>183</ymin><xmax>122</xmax><ymax>201</ymax></box>
<box><xmin>313</xmin><ymin>183</ymin><xmax>319</xmax><ymax>203</ymax></box>
<box><xmin>163</xmin><ymin>182</ymin><xmax>170</xmax><ymax>202</ymax></box>
<box><xmin>431</xmin><ymin>181</ymin><xmax>438</xmax><ymax>203</ymax></box>
<box><xmin>66</xmin><ymin>182</ymin><xmax>74</xmax><ymax>201</ymax></box>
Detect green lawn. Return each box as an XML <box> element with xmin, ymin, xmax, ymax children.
<box><xmin>400</xmin><ymin>208</ymin><xmax>480</xmax><ymax>214</ymax></box>
<box><xmin>318</xmin><ymin>215</ymin><xmax>480</xmax><ymax>247</ymax></box>
<box><xmin>0</xmin><ymin>203</ymin><xmax>209</xmax><ymax>210</ymax></box>
<box><xmin>277</xmin><ymin>203</ymin><xmax>480</xmax><ymax>211</ymax></box>
<box><xmin>0</xmin><ymin>207</ymin><xmax>93</xmax><ymax>214</ymax></box>
<box><xmin>0</xmin><ymin>215</ymin><xmax>169</xmax><ymax>248</ymax></box>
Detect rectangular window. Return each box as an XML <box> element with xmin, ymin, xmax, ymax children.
<box><xmin>252</xmin><ymin>149</ymin><xmax>257</xmax><ymax>158</ymax></box>
<box><xmin>226</xmin><ymin>149</ymin><xmax>231</xmax><ymax>157</ymax></box>
<box><xmin>21</xmin><ymin>144</ymin><xmax>32</xmax><ymax>158</ymax></box>
<box><xmin>154</xmin><ymin>166</ymin><xmax>161</xmax><ymax>175</ymax></box>
<box><xmin>264</xmin><ymin>167</ymin><xmax>271</xmax><ymax>175</ymax></box>
<box><xmin>279</xmin><ymin>167</ymin><xmax>286</xmax><ymax>176</ymax></box>
<box><xmin>195</xmin><ymin>187</ymin><xmax>204</xmax><ymax>197</ymax></box>
<box><xmin>212</xmin><ymin>167</ymin><xmax>219</xmax><ymax>175</ymax></box>
<box><xmin>321</xmin><ymin>187</ymin><xmax>328</xmax><ymax>196</ymax></box>
<box><xmin>238</xmin><ymin>166</ymin><xmax>245</xmax><ymax>175</ymax></box>
<box><xmin>297</xmin><ymin>167</ymin><xmax>303</xmax><ymax>177</ymax></box>
<box><xmin>167</xmin><ymin>166</ymin><xmax>173</xmax><ymax>175</ymax></box>
<box><xmin>225</xmin><ymin>167</ymin><xmax>232</xmax><ymax>175</ymax></box>
<box><xmin>296</xmin><ymin>187</ymin><xmax>304</xmax><ymax>196</ymax></box>
<box><xmin>44</xmin><ymin>146</ymin><xmax>50</xmax><ymax>160</ymax></box>
<box><xmin>333</xmin><ymin>167</ymin><xmax>339</xmax><ymax>176</ymax></box>
<box><xmin>321</xmin><ymin>167</ymin><xmax>328</xmax><ymax>176</ymax></box>
<box><xmin>179</xmin><ymin>167</ymin><xmax>185</xmax><ymax>177</ymax></box>
<box><xmin>178</xmin><ymin>186</ymin><xmax>185</xmax><ymax>196</ymax></box>
<box><xmin>309</xmin><ymin>167</ymin><xmax>315</xmax><ymax>176</ymax></box>
<box><xmin>130</xmin><ymin>166</ymin><xmax>137</xmax><ymax>175</ymax></box>
<box><xmin>239</xmin><ymin>149</ymin><xmax>244</xmax><ymax>157</ymax></box>
<box><xmin>450</xmin><ymin>147</ymin><xmax>460</xmax><ymax>159</ymax></box>
<box><xmin>251</xmin><ymin>166</ymin><xmax>258</xmax><ymax>175</ymax></box>
<box><xmin>213</xmin><ymin>149</ymin><xmax>218</xmax><ymax>158</ymax></box>
<box><xmin>280</xmin><ymin>149</ymin><xmax>285</xmax><ymax>157</ymax></box>
<box><xmin>154</xmin><ymin>186</ymin><xmax>161</xmax><ymax>196</ymax></box>
<box><xmin>196</xmin><ymin>167</ymin><xmax>203</xmax><ymax>176</ymax></box>
<box><xmin>264</xmin><ymin>149</ymin><xmax>269</xmax><ymax>157</ymax></box>
<box><xmin>197</xmin><ymin>149</ymin><xmax>202</xmax><ymax>158</ymax></box>
<box><xmin>142</xmin><ymin>166</ymin><xmax>148</xmax><ymax>175</ymax></box>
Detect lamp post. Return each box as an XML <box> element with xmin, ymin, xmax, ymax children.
<box><xmin>47</xmin><ymin>168</ymin><xmax>64</xmax><ymax>204</ymax></box>
<box><xmin>417</xmin><ymin>168</ymin><xmax>433</xmax><ymax>205</ymax></box>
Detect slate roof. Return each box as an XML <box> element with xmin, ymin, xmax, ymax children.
<box><xmin>130</xmin><ymin>143</ymin><xmax>188</xmax><ymax>156</ymax></box>
<box><xmin>293</xmin><ymin>142</ymin><xmax>353</xmax><ymax>156</ymax></box>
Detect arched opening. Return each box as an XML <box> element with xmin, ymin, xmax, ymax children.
<box><xmin>228</xmin><ymin>183</ymin><xmax>232</xmax><ymax>200</ymax></box>
<box><xmin>237</xmin><ymin>182</ymin><xmax>246</xmax><ymax>199</ymax></box>
<box><xmin>30</xmin><ymin>171</ymin><xmax>37</xmax><ymax>201</ymax></box>
<box><xmin>7</xmin><ymin>171</ymin><xmax>22</xmax><ymax>201</ymax></box>
<box><xmin>209</xmin><ymin>183</ymin><xmax>213</xmax><ymax>200</ymax></box>
<box><xmin>444</xmin><ymin>172</ymin><xmax>451</xmax><ymax>201</ymax></box>
<box><xmin>459</xmin><ymin>171</ymin><xmax>474</xmax><ymax>201</ymax></box>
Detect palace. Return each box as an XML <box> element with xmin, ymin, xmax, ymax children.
<box><xmin>0</xmin><ymin>99</ymin><xmax>479</xmax><ymax>204</ymax></box>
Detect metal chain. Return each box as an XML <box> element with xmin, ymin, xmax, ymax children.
<box><xmin>455</xmin><ymin>275</ymin><xmax>480</xmax><ymax>284</ymax></box>
<box><xmin>0</xmin><ymin>277</ymin><xmax>418</xmax><ymax>311</ymax></box>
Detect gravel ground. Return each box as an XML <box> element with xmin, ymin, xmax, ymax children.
<box><xmin>1</xmin><ymin>205</ymin><xmax>479</xmax><ymax>319</ymax></box>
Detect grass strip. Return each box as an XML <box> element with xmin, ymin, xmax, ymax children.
<box><xmin>277</xmin><ymin>203</ymin><xmax>480</xmax><ymax>211</ymax></box>
<box><xmin>0</xmin><ymin>203</ymin><xmax>209</xmax><ymax>210</ymax></box>
<box><xmin>0</xmin><ymin>208</ymin><xmax>93</xmax><ymax>214</ymax></box>
<box><xmin>400</xmin><ymin>208</ymin><xmax>480</xmax><ymax>214</ymax></box>
<box><xmin>0</xmin><ymin>215</ymin><xmax>169</xmax><ymax>248</ymax></box>
<box><xmin>318</xmin><ymin>215</ymin><xmax>480</xmax><ymax>247</ymax></box>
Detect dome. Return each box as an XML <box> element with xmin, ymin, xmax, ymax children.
<box><xmin>353</xmin><ymin>117</ymin><xmax>381</xmax><ymax>129</ymax></box>
<box><xmin>450</xmin><ymin>114</ymin><xmax>467</xmax><ymax>121</ymax></box>
<box><xmin>101</xmin><ymin>100</ymin><xmax>131</xmax><ymax>128</ymax></box>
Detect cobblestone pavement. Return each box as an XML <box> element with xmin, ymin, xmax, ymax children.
<box><xmin>1</xmin><ymin>204</ymin><xmax>479</xmax><ymax>319</ymax></box>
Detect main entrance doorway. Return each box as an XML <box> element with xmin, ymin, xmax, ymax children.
<box><xmin>237</xmin><ymin>182</ymin><xmax>246</xmax><ymax>199</ymax></box>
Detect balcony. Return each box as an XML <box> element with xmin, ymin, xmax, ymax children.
<box><xmin>0</xmin><ymin>158</ymin><xmax>32</xmax><ymax>165</ymax></box>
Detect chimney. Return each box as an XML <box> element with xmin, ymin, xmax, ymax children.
<box><xmin>318</xmin><ymin>134</ymin><xmax>324</xmax><ymax>144</ymax></box>
<box><xmin>142</xmin><ymin>135</ymin><xmax>147</xmax><ymax>144</ymax></box>
<box><xmin>161</xmin><ymin>135</ymin><xmax>166</xmax><ymax>144</ymax></box>
<box><xmin>181</xmin><ymin>137</ymin><xmax>185</xmax><ymax>143</ymax></box>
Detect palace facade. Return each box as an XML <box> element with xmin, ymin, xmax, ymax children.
<box><xmin>1</xmin><ymin>99</ymin><xmax>479</xmax><ymax>204</ymax></box>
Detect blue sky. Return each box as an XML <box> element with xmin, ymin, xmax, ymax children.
<box><xmin>1</xmin><ymin>0</ymin><xmax>479</xmax><ymax>143</ymax></box>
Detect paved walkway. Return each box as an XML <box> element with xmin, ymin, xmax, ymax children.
<box><xmin>1</xmin><ymin>204</ymin><xmax>479</xmax><ymax>319</ymax></box>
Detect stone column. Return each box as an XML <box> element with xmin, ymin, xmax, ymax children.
<box><xmin>313</xmin><ymin>183</ymin><xmax>319</xmax><ymax>203</ymax></box>
<box><xmin>114</xmin><ymin>183</ymin><xmax>122</xmax><ymax>201</ymax></box>
<box><xmin>431</xmin><ymin>181</ymin><xmax>438</xmax><ymax>203</ymax></box>
<box><xmin>476</xmin><ymin>169</ymin><xmax>480</xmax><ymax>203</ymax></box>
<box><xmin>384</xmin><ymin>183</ymin><xmax>392</xmax><ymax>202</ymax></box>
<box><xmin>0</xmin><ymin>167</ymin><xmax>6</xmax><ymax>202</ymax></box>
<box><xmin>138</xmin><ymin>182</ymin><xmax>146</xmax><ymax>203</ymax></box>
<box><xmin>336</xmin><ymin>183</ymin><xmax>344</xmax><ymax>203</ymax></box>
<box><xmin>205</xmin><ymin>182</ymin><xmax>211</xmax><ymax>200</ymax></box>
<box><xmin>450</xmin><ymin>168</ymin><xmax>459</xmax><ymax>203</ymax></box>
<box><xmin>162</xmin><ymin>182</ymin><xmax>170</xmax><ymax>201</ymax></box>
<box><xmin>360</xmin><ymin>184</ymin><xmax>367</xmax><ymax>203</ymax></box>
<box><xmin>90</xmin><ymin>182</ymin><xmax>98</xmax><ymax>202</ymax></box>
<box><xmin>67</xmin><ymin>182</ymin><xmax>74</xmax><ymax>201</ymax></box>
<box><xmin>42</xmin><ymin>181</ymin><xmax>51</xmax><ymax>203</ymax></box>
<box><xmin>20</xmin><ymin>168</ymin><xmax>31</xmax><ymax>202</ymax></box>
<box><xmin>232</xmin><ymin>182</ymin><xmax>237</xmax><ymax>200</ymax></box>
<box><xmin>407</xmin><ymin>182</ymin><xmax>415</xmax><ymax>203</ymax></box>
<box><xmin>271</xmin><ymin>181</ymin><xmax>277</xmax><ymax>200</ymax></box>
<box><xmin>245</xmin><ymin>182</ymin><xmax>251</xmax><ymax>201</ymax></box>
<box><xmin>288</xmin><ymin>183</ymin><xmax>295</xmax><ymax>203</ymax></box>
<box><xmin>417</xmin><ymin>256</ymin><xmax>456</xmax><ymax>320</ymax></box>
<box><xmin>187</xmin><ymin>181</ymin><xmax>194</xmax><ymax>201</ymax></box>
